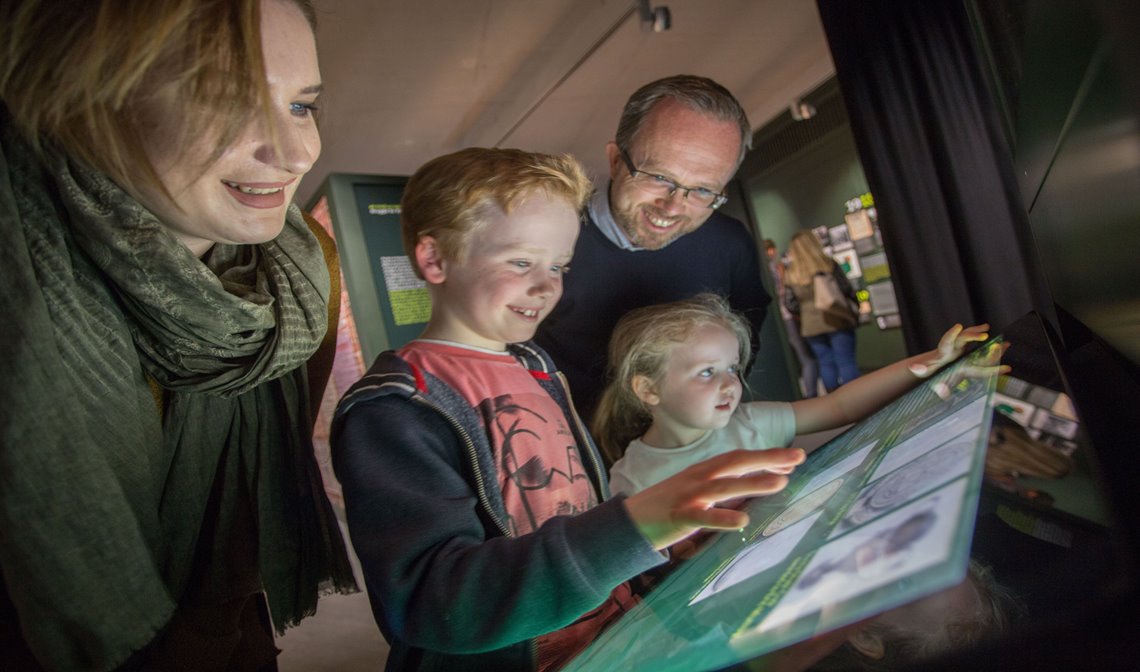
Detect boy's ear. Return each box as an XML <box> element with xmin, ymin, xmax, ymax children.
<box><xmin>631</xmin><ymin>374</ymin><xmax>660</xmax><ymax>406</ymax></box>
<box><xmin>414</xmin><ymin>236</ymin><xmax>447</xmax><ymax>285</ymax></box>
<box><xmin>847</xmin><ymin>626</ymin><xmax>886</xmax><ymax>660</ymax></box>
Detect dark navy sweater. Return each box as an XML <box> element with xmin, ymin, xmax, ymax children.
<box><xmin>534</xmin><ymin>211</ymin><xmax>770</xmax><ymax>420</ymax></box>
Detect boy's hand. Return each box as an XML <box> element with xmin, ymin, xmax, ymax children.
<box><xmin>623</xmin><ymin>448</ymin><xmax>806</xmax><ymax>551</ymax></box>
<box><xmin>908</xmin><ymin>323</ymin><xmax>991</xmax><ymax>379</ymax></box>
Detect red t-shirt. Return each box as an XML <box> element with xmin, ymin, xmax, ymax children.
<box><xmin>400</xmin><ymin>340</ymin><xmax>636</xmax><ymax>670</ymax></box>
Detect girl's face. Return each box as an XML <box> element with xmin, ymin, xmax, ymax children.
<box><xmin>641</xmin><ymin>322</ymin><xmax>743</xmax><ymax>446</ymax></box>
<box><xmin>134</xmin><ymin>0</ymin><xmax>322</xmax><ymax>257</ymax></box>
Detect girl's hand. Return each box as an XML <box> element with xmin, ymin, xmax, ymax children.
<box><xmin>908</xmin><ymin>323</ymin><xmax>991</xmax><ymax>379</ymax></box>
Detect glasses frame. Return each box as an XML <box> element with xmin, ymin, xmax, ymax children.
<box><xmin>619</xmin><ymin>148</ymin><xmax>729</xmax><ymax>210</ymax></box>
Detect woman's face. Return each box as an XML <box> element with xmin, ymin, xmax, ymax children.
<box><xmin>136</xmin><ymin>0</ymin><xmax>322</xmax><ymax>257</ymax></box>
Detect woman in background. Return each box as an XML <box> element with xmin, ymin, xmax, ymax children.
<box><xmin>785</xmin><ymin>230</ymin><xmax>861</xmax><ymax>392</ymax></box>
<box><xmin>765</xmin><ymin>238</ymin><xmax>820</xmax><ymax>398</ymax></box>
<box><xmin>0</xmin><ymin>1</ymin><xmax>355</xmax><ymax>669</ymax></box>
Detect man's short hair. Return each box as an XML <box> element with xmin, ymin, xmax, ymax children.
<box><xmin>614</xmin><ymin>74</ymin><xmax>753</xmax><ymax>167</ymax></box>
<box><xmin>400</xmin><ymin>147</ymin><xmax>592</xmax><ymax>277</ymax></box>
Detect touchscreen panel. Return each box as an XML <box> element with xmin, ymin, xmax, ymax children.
<box><xmin>564</xmin><ymin>339</ymin><xmax>1005</xmax><ymax>672</ymax></box>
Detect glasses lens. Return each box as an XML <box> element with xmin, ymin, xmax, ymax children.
<box><xmin>688</xmin><ymin>189</ymin><xmax>718</xmax><ymax>207</ymax></box>
<box><xmin>633</xmin><ymin>172</ymin><xmax>675</xmax><ymax>195</ymax></box>
<box><xmin>624</xmin><ymin>151</ymin><xmax>724</xmax><ymax>209</ymax></box>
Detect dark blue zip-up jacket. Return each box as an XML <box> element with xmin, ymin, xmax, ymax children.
<box><xmin>331</xmin><ymin>341</ymin><xmax>664</xmax><ymax>671</ymax></box>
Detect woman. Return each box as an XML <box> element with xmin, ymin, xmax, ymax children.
<box><xmin>785</xmin><ymin>230</ymin><xmax>861</xmax><ymax>391</ymax></box>
<box><xmin>765</xmin><ymin>238</ymin><xmax>821</xmax><ymax>398</ymax></box>
<box><xmin>0</xmin><ymin>1</ymin><xmax>356</xmax><ymax>669</ymax></box>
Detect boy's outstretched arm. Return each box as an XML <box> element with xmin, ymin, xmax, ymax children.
<box><xmin>623</xmin><ymin>447</ymin><xmax>806</xmax><ymax>550</ymax></box>
<box><xmin>333</xmin><ymin>395</ymin><xmax>665</xmax><ymax>654</ymax></box>
<box><xmin>791</xmin><ymin>323</ymin><xmax>1001</xmax><ymax>437</ymax></box>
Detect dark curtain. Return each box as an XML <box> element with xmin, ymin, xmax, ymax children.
<box><xmin>816</xmin><ymin>0</ymin><xmax>1055</xmax><ymax>353</ymax></box>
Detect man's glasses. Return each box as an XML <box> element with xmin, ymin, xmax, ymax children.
<box><xmin>620</xmin><ymin>149</ymin><xmax>728</xmax><ymax>210</ymax></box>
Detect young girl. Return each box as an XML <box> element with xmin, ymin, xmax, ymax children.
<box><xmin>593</xmin><ymin>293</ymin><xmax>994</xmax><ymax>495</ymax></box>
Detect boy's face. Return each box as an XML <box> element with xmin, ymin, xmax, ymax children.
<box><xmin>423</xmin><ymin>193</ymin><xmax>579</xmax><ymax>350</ymax></box>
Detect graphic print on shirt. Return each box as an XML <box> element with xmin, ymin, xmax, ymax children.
<box><xmin>478</xmin><ymin>393</ymin><xmax>597</xmax><ymax>535</ymax></box>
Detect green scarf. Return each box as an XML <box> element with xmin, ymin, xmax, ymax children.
<box><xmin>0</xmin><ymin>119</ymin><xmax>356</xmax><ymax>670</ymax></box>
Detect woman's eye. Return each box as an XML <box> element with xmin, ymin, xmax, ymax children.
<box><xmin>699</xmin><ymin>368</ymin><xmax>714</xmax><ymax>378</ymax></box>
<box><xmin>551</xmin><ymin>264</ymin><xmax>570</xmax><ymax>275</ymax></box>
<box><xmin>728</xmin><ymin>365</ymin><xmax>740</xmax><ymax>375</ymax></box>
<box><xmin>290</xmin><ymin>102</ymin><xmax>319</xmax><ymax>118</ymax></box>
<box><xmin>510</xmin><ymin>260</ymin><xmax>531</xmax><ymax>269</ymax></box>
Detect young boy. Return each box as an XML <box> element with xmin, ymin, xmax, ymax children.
<box><xmin>331</xmin><ymin>147</ymin><xmax>804</xmax><ymax>671</ymax></box>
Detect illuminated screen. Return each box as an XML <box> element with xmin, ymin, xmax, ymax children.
<box><xmin>564</xmin><ymin>339</ymin><xmax>1005</xmax><ymax>672</ymax></box>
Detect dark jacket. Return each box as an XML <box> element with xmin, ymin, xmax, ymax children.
<box><xmin>331</xmin><ymin>341</ymin><xmax>663</xmax><ymax>671</ymax></box>
<box><xmin>534</xmin><ymin>209</ymin><xmax>770</xmax><ymax>420</ymax></box>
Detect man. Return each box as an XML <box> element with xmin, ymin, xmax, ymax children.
<box><xmin>535</xmin><ymin>74</ymin><xmax>770</xmax><ymax>423</ymax></box>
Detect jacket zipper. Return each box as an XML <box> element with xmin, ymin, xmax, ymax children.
<box><xmin>412</xmin><ymin>396</ymin><xmax>512</xmax><ymax>538</ymax></box>
<box><xmin>553</xmin><ymin>370</ymin><xmax>608</xmax><ymax>497</ymax></box>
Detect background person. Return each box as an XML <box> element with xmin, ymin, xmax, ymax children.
<box><xmin>765</xmin><ymin>238</ymin><xmax>820</xmax><ymax>398</ymax></box>
<box><xmin>535</xmin><ymin>74</ymin><xmax>770</xmax><ymax>426</ymax></box>
<box><xmin>0</xmin><ymin>1</ymin><xmax>356</xmax><ymax>669</ymax></box>
<box><xmin>785</xmin><ymin>230</ymin><xmax>861</xmax><ymax>392</ymax></box>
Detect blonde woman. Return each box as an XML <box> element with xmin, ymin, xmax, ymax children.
<box><xmin>1</xmin><ymin>1</ymin><xmax>355</xmax><ymax>668</ymax></box>
<box><xmin>785</xmin><ymin>230</ymin><xmax>861</xmax><ymax>391</ymax></box>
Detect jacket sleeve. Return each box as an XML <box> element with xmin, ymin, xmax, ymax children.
<box><xmin>332</xmin><ymin>395</ymin><xmax>663</xmax><ymax>654</ymax></box>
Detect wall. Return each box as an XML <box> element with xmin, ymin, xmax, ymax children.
<box><xmin>739</xmin><ymin>105</ymin><xmax>908</xmax><ymax>382</ymax></box>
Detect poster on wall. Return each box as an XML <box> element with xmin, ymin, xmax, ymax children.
<box><xmin>844</xmin><ymin>208</ymin><xmax>875</xmax><ymax>240</ymax></box>
<box><xmin>868</xmin><ymin>281</ymin><xmax>899</xmax><ymax>315</ymax></box>
<box><xmin>840</xmin><ymin>193</ymin><xmax>901</xmax><ymax>331</ymax></box>
<box><xmin>833</xmin><ymin>248</ymin><xmax>862</xmax><ymax>279</ymax></box>
<box><xmin>828</xmin><ymin>223</ymin><xmax>853</xmax><ymax>250</ymax></box>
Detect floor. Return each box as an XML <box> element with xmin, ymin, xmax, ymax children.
<box><xmin>276</xmin><ymin>522</ymin><xmax>389</xmax><ymax>672</ymax></box>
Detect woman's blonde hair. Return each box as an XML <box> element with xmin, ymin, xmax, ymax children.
<box><xmin>785</xmin><ymin>230</ymin><xmax>836</xmax><ymax>286</ymax></box>
<box><xmin>0</xmin><ymin>0</ymin><xmax>316</xmax><ymax>200</ymax></box>
<box><xmin>592</xmin><ymin>293</ymin><xmax>752</xmax><ymax>466</ymax></box>
<box><xmin>400</xmin><ymin>147</ymin><xmax>592</xmax><ymax>277</ymax></box>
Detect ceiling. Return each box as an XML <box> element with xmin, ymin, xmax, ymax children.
<box><xmin>300</xmin><ymin>0</ymin><xmax>835</xmax><ymax>206</ymax></box>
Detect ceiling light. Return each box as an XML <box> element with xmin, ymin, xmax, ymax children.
<box><xmin>638</xmin><ymin>0</ymin><xmax>671</xmax><ymax>32</ymax></box>
<box><xmin>790</xmin><ymin>100</ymin><xmax>817</xmax><ymax>121</ymax></box>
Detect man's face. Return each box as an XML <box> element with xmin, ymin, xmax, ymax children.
<box><xmin>605</xmin><ymin>99</ymin><xmax>742</xmax><ymax>250</ymax></box>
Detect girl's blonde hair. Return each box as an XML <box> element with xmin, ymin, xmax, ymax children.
<box><xmin>785</xmin><ymin>230</ymin><xmax>836</xmax><ymax>286</ymax></box>
<box><xmin>592</xmin><ymin>293</ymin><xmax>752</xmax><ymax>465</ymax></box>
<box><xmin>0</xmin><ymin>0</ymin><xmax>316</xmax><ymax>201</ymax></box>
